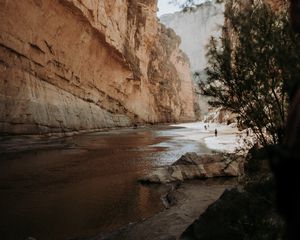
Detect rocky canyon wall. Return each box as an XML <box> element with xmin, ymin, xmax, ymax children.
<box><xmin>160</xmin><ymin>1</ymin><xmax>224</xmax><ymax>75</ymax></box>
<box><xmin>0</xmin><ymin>0</ymin><xmax>196</xmax><ymax>134</ymax></box>
<box><xmin>160</xmin><ymin>1</ymin><xmax>224</xmax><ymax>118</ymax></box>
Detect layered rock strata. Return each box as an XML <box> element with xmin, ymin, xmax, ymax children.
<box><xmin>0</xmin><ymin>0</ymin><xmax>196</xmax><ymax>134</ymax></box>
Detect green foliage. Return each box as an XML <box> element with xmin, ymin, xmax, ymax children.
<box><xmin>202</xmin><ymin>0</ymin><xmax>300</xmax><ymax>146</ymax></box>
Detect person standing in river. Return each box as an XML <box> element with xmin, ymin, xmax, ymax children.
<box><xmin>214</xmin><ymin>129</ymin><xmax>218</xmax><ymax>137</ymax></box>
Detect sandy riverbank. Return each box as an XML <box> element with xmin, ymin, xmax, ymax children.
<box><xmin>172</xmin><ymin>122</ymin><xmax>255</xmax><ymax>153</ymax></box>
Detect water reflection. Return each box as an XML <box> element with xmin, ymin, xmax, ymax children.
<box><xmin>0</xmin><ymin>125</ymin><xmax>211</xmax><ymax>240</ymax></box>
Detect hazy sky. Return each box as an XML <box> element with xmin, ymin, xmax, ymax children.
<box><xmin>157</xmin><ymin>0</ymin><xmax>207</xmax><ymax>17</ymax></box>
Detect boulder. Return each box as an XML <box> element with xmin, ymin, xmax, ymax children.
<box><xmin>140</xmin><ymin>153</ymin><xmax>244</xmax><ymax>184</ymax></box>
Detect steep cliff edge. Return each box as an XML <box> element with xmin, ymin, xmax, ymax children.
<box><xmin>160</xmin><ymin>1</ymin><xmax>224</xmax><ymax>74</ymax></box>
<box><xmin>0</xmin><ymin>0</ymin><xmax>196</xmax><ymax>134</ymax></box>
<box><xmin>160</xmin><ymin>1</ymin><xmax>224</xmax><ymax>118</ymax></box>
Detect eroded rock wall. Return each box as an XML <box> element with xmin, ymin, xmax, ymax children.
<box><xmin>0</xmin><ymin>0</ymin><xmax>196</xmax><ymax>134</ymax></box>
<box><xmin>160</xmin><ymin>1</ymin><xmax>224</xmax><ymax>74</ymax></box>
<box><xmin>160</xmin><ymin>1</ymin><xmax>225</xmax><ymax>119</ymax></box>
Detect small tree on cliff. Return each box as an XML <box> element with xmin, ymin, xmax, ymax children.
<box><xmin>201</xmin><ymin>0</ymin><xmax>300</xmax><ymax>146</ymax></box>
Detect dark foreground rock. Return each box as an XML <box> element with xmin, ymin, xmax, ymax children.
<box><xmin>140</xmin><ymin>153</ymin><xmax>244</xmax><ymax>184</ymax></box>
<box><xmin>89</xmin><ymin>179</ymin><xmax>237</xmax><ymax>240</ymax></box>
<box><xmin>180</xmin><ymin>176</ymin><xmax>285</xmax><ymax>240</ymax></box>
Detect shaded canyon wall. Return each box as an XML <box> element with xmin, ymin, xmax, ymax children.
<box><xmin>0</xmin><ymin>0</ymin><xmax>196</xmax><ymax>134</ymax></box>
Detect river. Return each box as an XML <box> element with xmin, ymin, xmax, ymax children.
<box><xmin>0</xmin><ymin>124</ymin><xmax>215</xmax><ymax>240</ymax></box>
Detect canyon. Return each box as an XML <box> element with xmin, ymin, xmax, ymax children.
<box><xmin>160</xmin><ymin>1</ymin><xmax>224</xmax><ymax>74</ymax></box>
<box><xmin>0</xmin><ymin>1</ymin><xmax>288</xmax><ymax>240</ymax></box>
<box><xmin>160</xmin><ymin>1</ymin><xmax>224</xmax><ymax>117</ymax></box>
<box><xmin>0</xmin><ymin>0</ymin><xmax>196</xmax><ymax>135</ymax></box>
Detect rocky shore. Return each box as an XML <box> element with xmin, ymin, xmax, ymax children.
<box><xmin>140</xmin><ymin>152</ymin><xmax>244</xmax><ymax>184</ymax></box>
<box><xmin>88</xmin><ymin>148</ymin><xmax>285</xmax><ymax>240</ymax></box>
<box><xmin>83</xmin><ymin>151</ymin><xmax>243</xmax><ymax>240</ymax></box>
<box><xmin>88</xmin><ymin>179</ymin><xmax>237</xmax><ymax>240</ymax></box>
<box><xmin>181</xmin><ymin>154</ymin><xmax>285</xmax><ymax>240</ymax></box>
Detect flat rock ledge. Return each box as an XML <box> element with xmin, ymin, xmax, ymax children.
<box><xmin>140</xmin><ymin>152</ymin><xmax>244</xmax><ymax>184</ymax></box>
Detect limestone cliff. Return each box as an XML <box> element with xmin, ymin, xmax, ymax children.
<box><xmin>160</xmin><ymin>1</ymin><xmax>224</xmax><ymax>75</ymax></box>
<box><xmin>0</xmin><ymin>0</ymin><xmax>196</xmax><ymax>134</ymax></box>
<box><xmin>160</xmin><ymin>1</ymin><xmax>224</xmax><ymax>119</ymax></box>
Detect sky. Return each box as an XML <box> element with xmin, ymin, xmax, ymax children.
<box><xmin>157</xmin><ymin>0</ymin><xmax>207</xmax><ymax>17</ymax></box>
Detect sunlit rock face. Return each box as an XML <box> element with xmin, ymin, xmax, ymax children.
<box><xmin>0</xmin><ymin>0</ymin><xmax>196</xmax><ymax>134</ymax></box>
<box><xmin>204</xmin><ymin>107</ymin><xmax>237</xmax><ymax>125</ymax></box>
<box><xmin>160</xmin><ymin>1</ymin><xmax>224</xmax><ymax>74</ymax></box>
<box><xmin>160</xmin><ymin>1</ymin><xmax>224</xmax><ymax>118</ymax></box>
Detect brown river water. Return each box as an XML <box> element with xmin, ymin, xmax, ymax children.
<box><xmin>0</xmin><ymin>125</ymin><xmax>212</xmax><ymax>240</ymax></box>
